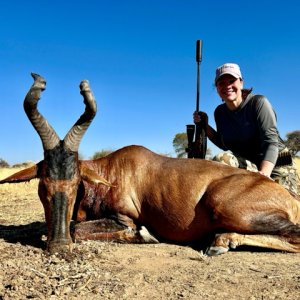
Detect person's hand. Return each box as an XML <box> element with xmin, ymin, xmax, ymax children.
<box><xmin>258</xmin><ymin>171</ymin><xmax>270</xmax><ymax>177</ymax></box>
<box><xmin>193</xmin><ymin>111</ymin><xmax>208</xmax><ymax>126</ymax></box>
<box><xmin>259</xmin><ymin>160</ymin><xmax>275</xmax><ymax>178</ymax></box>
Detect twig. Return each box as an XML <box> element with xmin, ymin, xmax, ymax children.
<box><xmin>76</xmin><ymin>276</ymin><xmax>92</xmax><ymax>291</ymax></box>
<box><xmin>29</xmin><ymin>267</ymin><xmax>47</xmax><ymax>278</ymax></box>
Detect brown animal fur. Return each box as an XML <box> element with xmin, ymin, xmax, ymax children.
<box><xmin>1</xmin><ymin>73</ymin><xmax>300</xmax><ymax>256</ymax></box>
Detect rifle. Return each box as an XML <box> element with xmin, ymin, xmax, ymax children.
<box><xmin>186</xmin><ymin>40</ymin><xmax>207</xmax><ymax>159</ymax></box>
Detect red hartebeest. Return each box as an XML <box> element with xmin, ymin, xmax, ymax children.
<box><xmin>1</xmin><ymin>73</ymin><xmax>300</xmax><ymax>256</ymax></box>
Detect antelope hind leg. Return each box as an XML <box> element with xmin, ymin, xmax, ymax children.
<box><xmin>73</xmin><ymin>219</ymin><xmax>159</xmax><ymax>244</ymax></box>
<box><xmin>206</xmin><ymin>232</ymin><xmax>300</xmax><ymax>256</ymax></box>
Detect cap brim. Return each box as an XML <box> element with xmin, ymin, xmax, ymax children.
<box><xmin>215</xmin><ymin>72</ymin><xmax>240</xmax><ymax>83</ymax></box>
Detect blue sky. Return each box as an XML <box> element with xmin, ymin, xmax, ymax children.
<box><xmin>1</xmin><ymin>1</ymin><xmax>299</xmax><ymax>164</ymax></box>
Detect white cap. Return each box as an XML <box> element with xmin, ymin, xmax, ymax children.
<box><xmin>215</xmin><ymin>63</ymin><xmax>242</xmax><ymax>83</ymax></box>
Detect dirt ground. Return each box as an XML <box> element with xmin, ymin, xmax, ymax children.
<box><xmin>0</xmin><ymin>167</ymin><xmax>300</xmax><ymax>300</ymax></box>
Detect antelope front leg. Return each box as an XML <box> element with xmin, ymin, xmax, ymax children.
<box><xmin>73</xmin><ymin>219</ymin><xmax>159</xmax><ymax>244</ymax></box>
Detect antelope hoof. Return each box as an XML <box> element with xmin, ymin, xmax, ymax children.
<box><xmin>206</xmin><ymin>246</ymin><xmax>229</xmax><ymax>256</ymax></box>
<box><xmin>139</xmin><ymin>226</ymin><xmax>159</xmax><ymax>243</ymax></box>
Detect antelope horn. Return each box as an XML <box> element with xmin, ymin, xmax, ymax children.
<box><xmin>23</xmin><ymin>73</ymin><xmax>60</xmax><ymax>150</ymax></box>
<box><xmin>64</xmin><ymin>80</ymin><xmax>97</xmax><ymax>152</ymax></box>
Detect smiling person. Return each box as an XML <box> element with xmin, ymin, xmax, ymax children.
<box><xmin>194</xmin><ymin>63</ymin><xmax>299</xmax><ymax>194</ymax></box>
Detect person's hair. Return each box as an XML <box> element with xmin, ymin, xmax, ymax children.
<box><xmin>242</xmin><ymin>88</ymin><xmax>253</xmax><ymax>99</ymax></box>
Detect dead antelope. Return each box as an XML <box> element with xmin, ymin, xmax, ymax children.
<box><xmin>1</xmin><ymin>73</ymin><xmax>300</xmax><ymax>256</ymax></box>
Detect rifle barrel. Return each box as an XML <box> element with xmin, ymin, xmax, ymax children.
<box><xmin>196</xmin><ymin>40</ymin><xmax>202</xmax><ymax>63</ymax></box>
<box><xmin>195</xmin><ymin>40</ymin><xmax>202</xmax><ymax>112</ymax></box>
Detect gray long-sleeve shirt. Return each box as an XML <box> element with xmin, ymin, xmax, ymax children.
<box><xmin>213</xmin><ymin>93</ymin><xmax>285</xmax><ymax>166</ymax></box>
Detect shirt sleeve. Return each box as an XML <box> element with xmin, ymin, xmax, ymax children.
<box><xmin>253</xmin><ymin>95</ymin><xmax>279</xmax><ymax>164</ymax></box>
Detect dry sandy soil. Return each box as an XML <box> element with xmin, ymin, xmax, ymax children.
<box><xmin>0</xmin><ymin>164</ymin><xmax>300</xmax><ymax>300</ymax></box>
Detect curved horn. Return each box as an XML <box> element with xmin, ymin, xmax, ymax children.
<box><xmin>63</xmin><ymin>80</ymin><xmax>97</xmax><ymax>152</ymax></box>
<box><xmin>23</xmin><ymin>73</ymin><xmax>60</xmax><ymax>150</ymax></box>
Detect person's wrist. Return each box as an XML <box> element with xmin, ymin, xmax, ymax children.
<box><xmin>259</xmin><ymin>170</ymin><xmax>270</xmax><ymax>177</ymax></box>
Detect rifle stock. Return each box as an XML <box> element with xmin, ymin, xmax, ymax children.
<box><xmin>186</xmin><ymin>40</ymin><xmax>207</xmax><ymax>159</ymax></box>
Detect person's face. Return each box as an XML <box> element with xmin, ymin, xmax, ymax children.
<box><xmin>216</xmin><ymin>75</ymin><xmax>243</xmax><ymax>105</ymax></box>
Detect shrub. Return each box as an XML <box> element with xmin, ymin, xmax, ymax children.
<box><xmin>92</xmin><ymin>149</ymin><xmax>114</xmax><ymax>159</ymax></box>
<box><xmin>0</xmin><ymin>158</ymin><xmax>9</xmax><ymax>168</ymax></box>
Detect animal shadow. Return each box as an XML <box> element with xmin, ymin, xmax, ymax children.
<box><xmin>0</xmin><ymin>222</ymin><xmax>47</xmax><ymax>249</ymax></box>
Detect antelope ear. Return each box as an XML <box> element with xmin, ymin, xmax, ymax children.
<box><xmin>0</xmin><ymin>162</ymin><xmax>41</xmax><ymax>184</ymax></box>
<box><xmin>80</xmin><ymin>165</ymin><xmax>114</xmax><ymax>187</ymax></box>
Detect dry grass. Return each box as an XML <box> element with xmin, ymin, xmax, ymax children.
<box><xmin>0</xmin><ymin>167</ymin><xmax>43</xmax><ymax>225</ymax></box>
<box><xmin>0</xmin><ymin>167</ymin><xmax>39</xmax><ymax>195</ymax></box>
